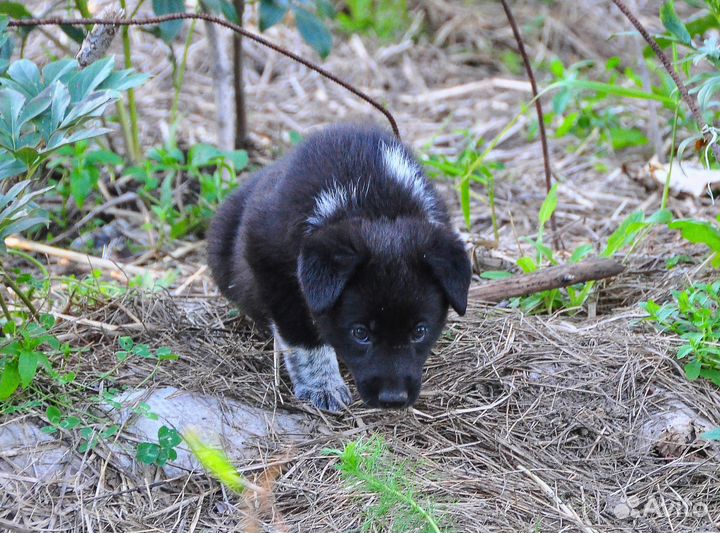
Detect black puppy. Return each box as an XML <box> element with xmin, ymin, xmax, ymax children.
<box><xmin>208</xmin><ymin>123</ymin><xmax>471</xmax><ymax>412</ymax></box>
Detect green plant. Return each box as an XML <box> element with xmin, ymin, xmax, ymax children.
<box><xmin>115</xmin><ymin>336</ymin><xmax>178</xmax><ymax>363</ymax></box>
<box><xmin>136</xmin><ymin>425</ymin><xmax>182</xmax><ymax>466</ymax></box>
<box><xmin>325</xmin><ymin>436</ymin><xmax>445</xmax><ymax>533</ymax></box>
<box><xmin>47</xmin><ymin>140</ymin><xmax>123</xmax><ymax>215</ymax></box>
<box><xmin>423</xmin><ymin>133</ymin><xmax>504</xmax><ymax>236</ymax></box>
<box><xmin>337</xmin><ymin>0</ymin><xmax>410</xmax><ymax>41</ymax></box>
<box><xmin>0</xmin><ymin>315</ymin><xmax>74</xmax><ymax>401</ymax></box>
<box><xmin>125</xmin><ymin>142</ymin><xmax>248</xmax><ymax>242</ymax></box>
<box><xmin>642</xmin><ymin>280</ymin><xmax>720</xmax><ymax>385</ymax></box>
<box><xmin>667</xmin><ymin>215</ymin><xmax>720</xmax><ymax>268</ymax></box>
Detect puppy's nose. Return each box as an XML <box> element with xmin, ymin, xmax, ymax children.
<box><xmin>378</xmin><ymin>389</ymin><xmax>409</xmax><ymax>409</ymax></box>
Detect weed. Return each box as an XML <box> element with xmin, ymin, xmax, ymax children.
<box><xmin>325</xmin><ymin>435</ymin><xmax>445</xmax><ymax>533</ymax></box>
<box><xmin>47</xmin><ymin>141</ymin><xmax>123</xmax><ymax>219</ymax></box>
<box><xmin>115</xmin><ymin>336</ymin><xmax>178</xmax><ymax>363</ymax></box>
<box><xmin>184</xmin><ymin>429</ymin><xmax>250</xmax><ymax>493</ymax></box>
<box><xmin>642</xmin><ymin>281</ymin><xmax>720</xmax><ymax>386</ymax></box>
<box><xmin>337</xmin><ymin>0</ymin><xmax>410</xmax><ymax>41</ymax></box>
<box><xmin>0</xmin><ymin>315</ymin><xmax>74</xmax><ymax>401</ymax></box>
<box><xmin>136</xmin><ymin>425</ymin><xmax>182</xmax><ymax>466</ymax></box>
<box><xmin>423</xmin><ymin>133</ymin><xmax>504</xmax><ymax>236</ymax></box>
<box><xmin>125</xmin><ymin>142</ymin><xmax>248</xmax><ymax>243</ymax></box>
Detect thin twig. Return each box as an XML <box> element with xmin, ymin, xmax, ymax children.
<box><xmin>609</xmin><ymin>0</ymin><xmax>720</xmax><ymax>163</ymax></box>
<box><xmin>8</xmin><ymin>13</ymin><xmax>400</xmax><ymax>139</ymax></box>
<box><xmin>498</xmin><ymin>0</ymin><xmax>557</xmax><ymax>246</ymax></box>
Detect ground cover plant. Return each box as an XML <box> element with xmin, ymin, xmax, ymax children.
<box><xmin>1</xmin><ymin>1</ymin><xmax>720</xmax><ymax>532</ymax></box>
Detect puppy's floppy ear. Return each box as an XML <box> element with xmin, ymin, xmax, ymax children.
<box><xmin>424</xmin><ymin>230</ymin><xmax>472</xmax><ymax>316</ymax></box>
<box><xmin>298</xmin><ymin>224</ymin><xmax>365</xmax><ymax>315</ymax></box>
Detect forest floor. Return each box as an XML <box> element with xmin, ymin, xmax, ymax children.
<box><xmin>2</xmin><ymin>1</ymin><xmax>720</xmax><ymax>532</ymax></box>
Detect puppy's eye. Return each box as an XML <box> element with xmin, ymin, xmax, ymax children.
<box><xmin>411</xmin><ymin>324</ymin><xmax>428</xmax><ymax>343</ymax></box>
<box><xmin>351</xmin><ymin>325</ymin><xmax>370</xmax><ymax>343</ymax></box>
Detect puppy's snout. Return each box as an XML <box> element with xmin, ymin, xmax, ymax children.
<box><xmin>378</xmin><ymin>388</ymin><xmax>409</xmax><ymax>409</ymax></box>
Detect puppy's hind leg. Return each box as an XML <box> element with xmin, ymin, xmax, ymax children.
<box><xmin>274</xmin><ymin>331</ymin><xmax>351</xmax><ymax>412</ymax></box>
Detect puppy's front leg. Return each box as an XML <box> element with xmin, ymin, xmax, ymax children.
<box><xmin>274</xmin><ymin>333</ymin><xmax>351</xmax><ymax>412</ymax></box>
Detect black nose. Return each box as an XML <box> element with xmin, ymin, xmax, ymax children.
<box><xmin>378</xmin><ymin>389</ymin><xmax>409</xmax><ymax>409</ymax></box>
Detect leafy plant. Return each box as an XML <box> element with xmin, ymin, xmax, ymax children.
<box><xmin>0</xmin><ymin>52</ymin><xmax>148</xmax><ymax>180</ymax></box>
<box><xmin>667</xmin><ymin>215</ymin><xmax>720</xmax><ymax>268</ymax></box>
<box><xmin>260</xmin><ymin>0</ymin><xmax>334</xmax><ymax>58</ymax></box>
<box><xmin>115</xmin><ymin>336</ymin><xmax>178</xmax><ymax>363</ymax></box>
<box><xmin>0</xmin><ymin>315</ymin><xmax>74</xmax><ymax>401</ymax></box>
<box><xmin>325</xmin><ymin>436</ymin><xmax>445</xmax><ymax>533</ymax></box>
<box><xmin>642</xmin><ymin>281</ymin><xmax>720</xmax><ymax>386</ymax></box>
<box><xmin>423</xmin><ymin>133</ymin><xmax>504</xmax><ymax>236</ymax></box>
<box><xmin>337</xmin><ymin>0</ymin><xmax>410</xmax><ymax>41</ymax></box>
<box><xmin>47</xmin><ymin>140</ymin><xmax>123</xmax><ymax>214</ymax></box>
<box><xmin>136</xmin><ymin>425</ymin><xmax>182</xmax><ymax>466</ymax></box>
<box><xmin>125</xmin><ymin>142</ymin><xmax>248</xmax><ymax>242</ymax></box>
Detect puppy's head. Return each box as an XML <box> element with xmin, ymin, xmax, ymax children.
<box><xmin>298</xmin><ymin>218</ymin><xmax>471</xmax><ymax>408</ymax></box>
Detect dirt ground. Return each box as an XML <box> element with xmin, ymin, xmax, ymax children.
<box><xmin>3</xmin><ymin>1</ymin><xmax>720</xmax><ymax>532</ymax></box>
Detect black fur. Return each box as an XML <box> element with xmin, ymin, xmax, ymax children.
<box><xmin>208</xmin><ymin>123</ymin><xmax>472</xmax><ymax>410</ymax></box>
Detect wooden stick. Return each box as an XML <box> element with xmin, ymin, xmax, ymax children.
<box><xmin>4</xmin><ymin>236</ymin><xmax>161</xmax><ymax>280</ymax></box>
<box><xmin>469</xmin><ymin>259</ymin><xmax>624</xmax><ymax>302</ymax></box>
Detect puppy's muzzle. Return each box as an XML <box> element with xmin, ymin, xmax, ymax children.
<box><xmin>378</xmin><ymin>388</ymin><xmax>409</xmax><ymax>409</ymax></box>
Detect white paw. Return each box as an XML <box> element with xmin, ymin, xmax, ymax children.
<box><xmin>295</xmin><ymin>381</ymin><xmax>352</xmax><ymax>413</ymax></box>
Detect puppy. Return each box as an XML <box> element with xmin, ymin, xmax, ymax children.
<box><xmin>207</xmin><ymin>123</ymin><xmax>471</xmax><ymax>412</ymax></box>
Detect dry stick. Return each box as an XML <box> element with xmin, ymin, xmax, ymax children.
<box><xmin>499</xmin><ymin>0</ymin><xmax>557</xmax><ymax>247</ymax></box>
<box><xmin>469</xmin><ymin>258</ymin><xmax>624</xmax><ymax>302</ymax></box>
<box><xmin>8</xmin><ymin>14</ymin><xmax>400</xmax><ymax>140</ymax></box>
<box><xmin>609</xmin><ymin>0</ymin><xmax>720</xmax><ymax>163</ymax></box>
<box><xmin>4</xmin><ymin>236</ymin><xmax>162</xmax><ymax>280</ymax></box>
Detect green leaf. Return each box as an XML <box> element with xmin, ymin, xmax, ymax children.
<box><xmin>479</xmin><ymin>270</ymin><xmax>513</xmax><ymax>280</ymax></box>
<box><xmin>8</xmin><ymin>59</ymin><xmax>41</xmax><ymax>96</ymax></box>
<box><xmin>0</xmin><ymin>2</ymin><xmax>33</xmax><ymax>19</ymax></box>
<box><xmin>684</xmin><ymin>358</ymin><xmax>702</xmax><ymax>380</ymax></box>
<box><xmin>158</xmin><ymin>426</ymin><xmax>181</xmax><ymax>448</ymax></box>
<box><xmin>17</xmin><ymin>350</ymin><xmax>39</xmax><ymax>388</ymax></box>
<box><xmin>660</xmin><ymin>1</ymin><xmax>692</xmax><ymax>46</ymax></box>
<box><xmin>668</xmin><ymin>219</ymin><xmax>720</xmax><ymax>254</ymax></box>
<box><xmin>677</xmin><ymin>344</ymin><xmax>694</xmax><ymax>359</ymax></box>
<box><xmin>188</xmin><ymin>143</ymin><xmax>225</xmax><ymax>167</ymax></box>
<box><xmin>517</xmin><ymin>256</ymin><xmax>537</xmax><ymax>273</ymax></box>
<box><xmin>0</xmin><ymin>88</ymin><xmax>26</xmax><ymax>146</ymax></box>
<box><xmin>200</xmin><ymin>0</ymin><xmax>239</xmax><ymax>23</ymax></box>
<box><xmin>136</xmin><ymin>442</ymin><xmax>160</xmax><ymax>464</ymax></box>
<box><xmin>570</xmin><ymin>244</ymin><xmax>593</xmax><ymax>264</ymax></box>
<box><xmin>152</xmin><ymin>0</ymin><xmax>185</xmax><ymax>43</ymax></box>
<box><xmin>538</xmin><ymin>183</ymin><xmax>558</xmax><ymax>228</ymax></box>
<box><xmin>293</xmin><ymin>6</ymin><xmax>333</xmax><ymax>59</ymax></box>
<box><xmin>646</xmin><ymin>208</ymin><xmax>673</xmax><ymax>225</ymax></box>
<box><xmin>608</xmin><ymin>128</ymin><xmax>648</xmax><ymax>151</ymax></box>
<box><xmin>67</xmin><ymin>57</ymin><xmax>115</xmax><ymax>102</ymax></box>
<box><xmin>260</xmin><ymin>0</ymin><xmax>289</xmax><ymax>31</ymax></box>
<box><xmin>118</xmin><ymin>336</ymin><xmax>134</xmax><ymax>350</ymax></box>
<box><xmin>228</xmin><ymin>149</ymin><xmax>249</xmax><ymax>170</ymax></box>
<box><xmin>0</xmin><ymin>157</ymin><xmax>25</xmax><ymax>179</ymax></box>
<box><xmin>59</xmin><ymin>416</ymin><xmax>81</xmax><ymax>429</ymax></box>
<box><xmin>0</xmin><ymin>361</ymin><xmax>20</xmax><ymax>400</ymax></box>
<box><xmin>602</xmin><ymin>211</ymin><xmax>645</xmax><ymax>257</ymax></box>
<box><xmin>46</xmin><ymin>405</ymin><xmax>62</xmax><ymax>423</ymax></box>
<box><xmin>460</xmin><ymin>175</ymin><xmax>471</xmax><ymax>230</ymax></box>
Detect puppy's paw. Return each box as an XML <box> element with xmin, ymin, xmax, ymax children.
<box><xmin>295</xmin><ymin>381</ymin><xmax>352</xmax><ymax>413</ymax></box>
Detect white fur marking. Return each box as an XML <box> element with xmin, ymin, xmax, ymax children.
<box><xmin>381</xmin><ymin>142</ymin><xmax>439</xmax><ymax>222</ymax></box>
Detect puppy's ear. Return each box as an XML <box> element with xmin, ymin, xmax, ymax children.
<box><xmin>298</xmin><ymin>224</ymin><xmax>365</xmax><ymax>315</ymax></box>
<box><xmin>424</xmin><ymin>231</ymin><xmax>472</xmax><ymax>316</ymax></box>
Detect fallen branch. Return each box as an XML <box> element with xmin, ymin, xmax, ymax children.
<box><xmin>4</xmin><ymin>236</ymin><xmax>162</xmax><ymax>281</ymax></box>
<box><xmin>469</xmin><ymin>258</ymin><xmax>624</xmax><ymax>302</ymax></box>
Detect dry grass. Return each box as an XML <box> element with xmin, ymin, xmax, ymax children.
<box><xmin>3</xmin><ymin>0</ymin><xmax>720</xmax><ymax>531</ymax></box>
